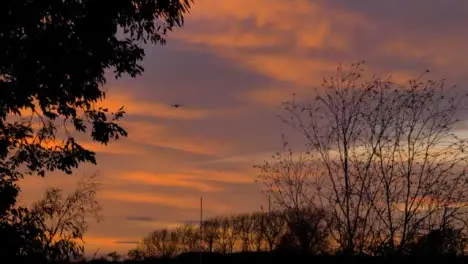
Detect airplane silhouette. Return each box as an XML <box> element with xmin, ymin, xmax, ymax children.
<box><xmin>170</xmin><ymin>104</ymin><xmax>184</xmax><ymax>108</ymax></box>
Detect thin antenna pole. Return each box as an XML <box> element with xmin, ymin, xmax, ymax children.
<box><xmin>199</xmin><ymin>196</ymin><xmax>203</xmax><ymax>264</ymax></box>
<box><xmin>268</xmin><ymin>195</ymin><xmax>270</xmax><ymax>213</ymax></box>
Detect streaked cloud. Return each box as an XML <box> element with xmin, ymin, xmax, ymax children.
<box><xmin>178</xmin><ymin>168</ymin><xmax>256</xmax><ymax>184</ymax></box>
<box><xmin>114</xmin><ymin>241</ymin><xmax>139</xmax><ymax>245</ymax></box>
<box><xmin>175</xmin><ymin>0</ymin><xmax>368</xmax><ymax>86</ymax></box>
<box><xmin>126</xmin><ymin>216</ymin><xmax>155</xmax><ymax>222</ymax></box>
<box><xmin>80</xmin><ymin>140</ymin><xmax>145</xmax><ymax>155</ymax></box>
<box><xmin>122</xmin><ymin>120</ymin><xmax>235</xmax><ymax>156</ymax></box>
<box><xmin>101</xmin><ymin>190</ymin><xmax>230</xmax><ymax>213</ymax></box>
<box><xmin>118</xmin><ymin>171</ymin><xmax>223</xmax><ymax>192</ymax></box>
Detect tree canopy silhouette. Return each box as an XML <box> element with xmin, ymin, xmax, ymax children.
<box><xmin>0</xmin><ymin>0</ymin><xmax>191</xmax><ymax>259</ymax></box>
<box><xmin>258</xmin><ymin>62</ymin><xmax>468</xmax><ymax>255</ymax></box>
<box><xmin>0</xmin><ymin>0</ymin><xmax>191</xmax><ymax>209</ymax></box>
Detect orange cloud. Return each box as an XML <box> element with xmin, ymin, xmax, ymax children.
<box><xmin>118</xmin><ymin>171</ymin><xmax>223</xmax><ymax>192</ymax></box>
<box><xmin>185</xmin><ymin>168</ymin><xmax>256</xmax><ymax>184</ymax></box>
<box><xmin>184</xmin><ymin>0</ymin><xmax>367</xmax><ymax>34</ymax></box>
<box><xmin>101</xmin><ymin>190</ymin><xmax>230</xmax><ymax>213</ymax></box>
<box><xmin>175</xmin><ymin>0</ymin><xmax>368</xmax><ymax>85</ymax></box>
<box><xmin>126</xmin><ymin>218</ymin><xmax>182</xmax><ymax>230</ymax></box>
<box><xmin>80</xmin><ymin>141</ymin><xmax>145</xmax><ymax>155</ymax></box>
<box><xmin>108</xmin><ymin>168</ymin><xmax>256</xmax><ymax>190</ymax></box>
<box><xmin>122</xmin><ymin>120</ymin><xmax>234</xmax><ymax>156</ymax></box>
<box><xmin>179</xmin><ymin>30</ymin><xmax>285</xmax><ymax>49</ymax></box>
<box><xmin>199</xmin><ymin>152</ymin><xmax>274</xmax><ymax>166</ymax></box>
<box><xmin>244</xmin><ymin>54</ymin><xmax>338</xmax><ymax>85</ymax></box>
<box><xmin>176</xmin><ymin>0</ymin><xmax>468</xmax><ymax>93</ymax></box>
<box><xmin>20</xmin><ymin>135</ymin><xmax>142</xmax><ymax>157</ymax></box>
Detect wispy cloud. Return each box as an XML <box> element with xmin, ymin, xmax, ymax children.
<box><xmin>114</xmin><ymin>240</ymin><xmax>139</xmax><ymax>245</ymax></box>
<box><xmin>126</xmin><ymin>216</ymin><xmax>155</xmax><ymax>222</ymax></box>
<box><xmin>175</xmin><ymin>0</ymin><xmax>368</xmax><ymax>85</ymax></box>
<box><xmin>101</xmin><ymin>190</ymin><xmax>230</xmax><ymax>213</ymax></box>
<box><xmin>181</xmin><ymin>169</ymin><xmax>256</xmax><ymax>184</ymax></box>
<box><xmin>80</xmin><ymin>140</ymin><xmax>146</xmax><ymax>156</ymax></box>
<box><xmin>122</xmin><ymin>120</ymin><xmax>235</xmax><ymax>156</ymax></box>
<box><xmin>118</xmin><ymin>171</ymin><xmax>223</xmax><ymax>192</ymax></box>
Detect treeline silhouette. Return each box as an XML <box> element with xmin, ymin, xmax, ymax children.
<box><xmin>124</xmin><ymin>208</ymin><xmax>466</xmax><ymax>261</ymax></box>
<box><xmin>78</xmin><ymin>253</ymin><xmax>468</xmax><ymax>264</ymax></box>
<box><xmin>136</xmin><ymin>208</ymin><xmax>327</xmax><ymax>258</ymax></box>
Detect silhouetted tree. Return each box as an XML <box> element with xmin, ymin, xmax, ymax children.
<box><xmin>410</xmin><ymin>227</ymin><xmax>467</xmax><ymax>256</ymax></box>
<box><xmin>225</xmin><ymin>216</ymin><xmax>240</xmax><ymax>253</ymax></box>
<box><xmin>263</xmin><ymin>62</ymin><xmax>468</xmax><ymax>254</ymax></box>
<box><xmin>141</xmin><ymin>228</ymin><xmax>179</xmax><ymax>258</ymax></box>
<box><xmin>233</xmin><ymin>214</ymin><xmax>254</xmax><ymax>252</ymax></box>
<box><xmin>256</xmin><ymin>146</ymin><xmax>313</xmax><ymax>213</ymax></box>
<box><xmin>263</xmin><ymin>211</ymin><xmax>287</xmax><ymax>251</ymax></box>
<box><xmin>287</xmin><ymin>208</ymin><xmax>329</xmax><ymax>254</ymax></box>
<box><xmin>257</xmin><ymin>147</ymin><xmax>329</xmax><ymax>253</ymax></box>
<box><xmin>106</xmin><ymin>251</ymin><xmax>121</xmax><ymax>262</ymax></box>
<box><xmin>202</xmin><ymin>219</ymin><xmax>221</xmax><ymax>253</ymax></box>
<box><xmin>250</xmin><ymin>212</ymin><xmax>266</xmax><ymax>251</ymax></box>
<box><xmin>31</xmin><ymin>174</ymin><xmax>102</xmax><ymax>261</ymax></box>
<box><xmin>137</xmin><ymin>210</ymin><xmax>326</xmax><ymax>257</ymax></box>
<box><xmin>175</xmin><ymin>223</ymin><xmax>202</xmax><ymax>253</ymax></box>
<box><xmin>0</xmin><ymin>0</ymin><xmax>191</xmax><ymax>259</ymax></box>
<box><xmin>216</xmin><ymin>217</ymin><xmax>234</xmax><ymax>254</ymax></box>
<box><xmin>127</xmin><ymin>248</ymin><xmax>145</xmax><ymax>261</ymax></box>
<box><xmin>0</xmin><ymin>206</ymin><xmax>47</xmax><ymax>261</ymax></box>
<box><xmin>0</xmin><ymin>174</ymin><xmax>102</xmax><ymax>261</ymax></box>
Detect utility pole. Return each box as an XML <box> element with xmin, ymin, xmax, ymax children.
<box><xmin>268</xmin><ymin>195</ymin><xmax>271</xmax><ymax>214</ymax></box>
<box><xmin>199</xmin><ymin>196</ymin><xmax>203</xmax><ymax>264</ymax></box>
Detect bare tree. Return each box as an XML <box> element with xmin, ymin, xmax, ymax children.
<box><xmin>141</xmin><ymin>228</ymin><xmax>179</xmax><ymax>258</ymax></box>
<box><xmin>31</xmin><ymin>173</ymin><xmax>102</xmax><ymax>261</ymax></box>
<box><xmin>202</xmin><ymin>219</ymin><xmax>220</xmax><ymax>253</ymax></box>
<box><xmin>409</xmin><ymin>227</ymin><xmax>468</xmax><ymax>256</ymax></box>
<box><xmin>259</xmin><ymin>62</ymin><xmax>468</xmax><ymax>255</ymax></box>
<box><xmin>263</xmin><ymin>211</ymin><xmax>287</xmax><ymax>251</ymax></box>
<box><xmin>287</xmin><ymin>207</ymin><xmax>329</xmax><ymax>254</ymax></box>
<box><xmin>226</xmin><ymin>216</ymin><xmax>240</xmax><ymax>253</ymax></box>
<box><xmin>106</xmin><ymin>251</ymin><xmax>121</xmax><ymax>262</ymax></box>
<box><xmin>256</xmin><ymin>146</ymin><xmax>314</xmax><ymax>214</ymax></box>
<box><xmin>257</xmin><ymin>145</ymin><xmax>330</xmax><ymax>253</ymax></box>
<box><xmin>256</xmin><ymin>149</ymin><xmax>322</xmax><ymax>252</ymax></box>
<box><xmin>233</xmin><ymin>214</ymin><xmax>253</xmax><ymax>252</ymax></box>
<box><xmin>127</xmin><ymin>248</ymin><xmax>145</xmax><ymax>261</ymax></box>
<box><xmin>176</xmin><ymin>224</ymin><xmax>201</xmax><ymax>253</ymax></box>
<box><xmin>216</xmin><ymin>217</ymin><xmax>235</xmax><ymax>254</ymax></box>
<box><xmin>250</xmin><ymin>212</ymin><xmax>266</xmax><ymax>251</ymax></box>
<box><xmin>357</xmin><ymin>75</ymin><xmax>468</xmax><ymax>253</ymax></box>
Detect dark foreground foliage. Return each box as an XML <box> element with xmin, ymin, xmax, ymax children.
<box><xmin>13</xmin><ymin>252</ymin><xmax>468</xmax><ymax>264</ymax></box>
<box><xmin>0</xmin><ymin>0</ymin><xmax>191</xmax><ymax>261</ymax></box>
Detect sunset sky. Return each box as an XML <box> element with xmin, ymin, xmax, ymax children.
<box><xmin>17</xmin><ymin>0</ymin><xmax>468</xmax><ymax>255</ymax></box>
